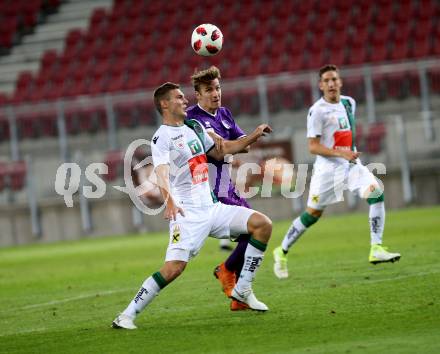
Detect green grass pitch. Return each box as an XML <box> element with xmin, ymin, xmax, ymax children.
<box><xmin>0</xmin><ymin>206</ymin><xmax>439</xmax><ymax>354</ymax></box>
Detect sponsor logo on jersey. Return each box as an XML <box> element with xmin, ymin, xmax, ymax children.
<box><xmin>171</xmin><ymin>134</ymin><xmax>184</xmax><ymax>141</ymax></box>
<box><xmin>333</xmin><ymin>130</ymin><xmax>352</xmax><ymax>150</ymax></box>
<box><xmin>172</xmin><ymin>225</ymin><xmax>180</xmax><ymax>243</ymax></box>
<box><xmin>188</xmin><ymin>139</ymin><xmax>202</xmax><ymax>155</ymax></box>
<box><xmin>205</xmin><ymin>121</ymin><xmax>211</xmax><ymax>128</ymax></box>
<box><xmin>188</xmin><ymin>154</ymin><xmax>209</xmax><ymax>184</ymax></box>
<box><xmin>338</xmin><ymin>117</ymin><xmax>349</xmax><ymax>129</ymax></box>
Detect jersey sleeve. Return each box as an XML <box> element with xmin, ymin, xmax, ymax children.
<box><xmin>225</xmin><ymin>108</ymin><xmax>246</xmax><ymax>139</ymax></box>
<box><xmin>200</xmin><ymin>124</ymin><xmax>215</xmax><ymax>152</ymax></box>
<box><xmin>151</xmin><ymin>130</ymin><xmax>171</xmax><ymax>167</ymax></box>
<box><xmin>195</xmin><ymin>117</ymin><xmax>215</xmax><ymax>133</ymax></box>
<box><xmin>349</xmin><ymin>97</ymin><xmax>356</xmax><ymax>116</ymax></box>
<box><xmin>307</xmin><ymin>106</ymin><xmax>323</xmax><ymax>138</ymax></box>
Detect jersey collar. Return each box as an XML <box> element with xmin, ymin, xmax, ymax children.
<box><xmin>197</xmin><ymin>103</ymin><xmax>218</xmax><ymax>118</ymax></box>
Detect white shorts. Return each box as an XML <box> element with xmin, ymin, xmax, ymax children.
<box><xmin>165</xmin><ymin>202</ymin><xmax>255</xmax><ymax>262</ymax></box>
<box><xmin>307</xmin><ymin>161</ymin><xmax>382</xmax><ymax>210</ymax></box>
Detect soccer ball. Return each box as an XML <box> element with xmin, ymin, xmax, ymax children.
<box><xmin>191</xmin><ymin>24</ymin><xmax>223</xmax><ymax>56</ymax></box>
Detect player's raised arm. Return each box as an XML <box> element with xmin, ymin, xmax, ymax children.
<box><xmin>207</xmin><ymin>124</ymin><xmax>272</xmax><ymax>160</ymax></box>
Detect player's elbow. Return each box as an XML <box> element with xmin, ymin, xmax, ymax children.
<box><xmin>308</xmin><ymin>143</ymin><xmax>318</xmax><ymax>155</ymax></box>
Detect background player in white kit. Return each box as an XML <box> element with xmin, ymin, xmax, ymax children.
<box><xmin>273</xmin><ymin>65</ymin><xmax>401</xmax><ymax>279</ymax></box>
<box><xmin>112</xmin><ymin>83</ymin><xmax>273</xmax><ymax>329</ymax></box>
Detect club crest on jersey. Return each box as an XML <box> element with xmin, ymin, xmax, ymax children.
<box><xmin>338</xmin><ymin>117</ymin><xmax>349</xmax><ymax>129</ymax></box>
<box><xmin>188</xmin><ymin>139</ymin><xmax>202</xmax><ymax>155</ymax></box>
<box><xmin>221</xmin><ymin>120</ymin><xmax>231</xmax><ymax>129</ymax></box>
<box><xmin>173</xmin><ymin>138</ymin><xmax>185</xmax><ymax>149</ymax></box>
<box><xmin>172</xmin><ymin>225</ymin><xmax>180</xmax><ymax>243</ymax></box>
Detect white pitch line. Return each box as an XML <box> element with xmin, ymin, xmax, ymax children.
<box><xmin>354</xmin><ymin>269</ymin><xmax>440</xmax><ymax>284</ymax></box>
<box><xmin>0</xmin><ymin>288</ymin><xmax>133</xmax><ymax>315</ymax></box>
<box><xmin>1</xmin><ymin>270</ymin><xmax>439</xmax><ymax>315</ymax></box>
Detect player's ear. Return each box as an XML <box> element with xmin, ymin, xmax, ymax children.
<box><xmin>160</xmin><ymin>99</ymin><xmax>168</xmax><ymax>111</ymax></box>
<box><xmin>195</xmin><ymin>90</ymin><xmax>201</xmax><ymax>100</ymax></box>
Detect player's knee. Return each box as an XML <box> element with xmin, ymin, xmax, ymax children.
<box><xmin>363</xmin><ymin>184</ymin><xmax>384</xmax><ymax>201</ymax></box>
<box><xmin>161</xmin><ymin>261</ymin><xmax>187</xmax><ymax>282</ymax></box>
<box><xmin>367</xmin><ymin>190</ymin><xmax>385</xmax><ymax>205</ymax></box>
<box><xmin>305</xmin><ymin>207</ymin><xmax>323</xmax><ymax>219</ymax></box>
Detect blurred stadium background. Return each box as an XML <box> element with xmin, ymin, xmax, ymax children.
<box><xmin>0</xmin><ymin>0</ymin><xmax>439</xmax><ymax>247</ymax></box>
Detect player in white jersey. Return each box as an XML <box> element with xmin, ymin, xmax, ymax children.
<box><xmin>272</xmin><ymin>65</ymin><xmax>401</xmax><ymax>279</ymax></box>
<box><xmin>113</xmin><ymin>83</ymin><xmax>273</xmax><ymax>329</ymax></box>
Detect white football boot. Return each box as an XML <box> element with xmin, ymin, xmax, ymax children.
<box><xmin>112</xmin><ymin>313</ymin><xmax>137</xmax><ymax>330</ymax></box>
<box><xmin>273</xmin><ymin>246</ymin><xmax>289</xmax><ymax>279</ymax></box>
<box><xmin>231</xmin><ymin>288</ymin><xmax>268</xmax><ymax>312</ymax></box>
<box><xmin>369</xmin><ymin>244</ymin><xmax>401</xmax><ymax>264</ymax></box>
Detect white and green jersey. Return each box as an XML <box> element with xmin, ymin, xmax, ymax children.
<box><xmin>151</xmin><ymin>121</ymin><xmax>215</xmax><ymax>207</ymax></box>
<box><xmin>307</xmin><ymin>95</ymin><xmax>357</xmax><ymax>166</ymax></box>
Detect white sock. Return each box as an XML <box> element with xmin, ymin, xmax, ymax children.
<box><xmin>369</xmin><ymin>202</ymin><xmax>385</xmax><ymax>245</ymax></box>
<box><xmin>235</xmin><ymin>242</ymin><xmax>265</xmax><ymax>293</ymax></box>
<box><xmin>122</xmin><ymin>276</ymin><xmax>161</xmax><ymax>318</ymax></box>
<box><xmin>219</xmin><ymin>239</ymin><xmax>230</xmax><ymax>247</ymax></box>
<box><xmin>281</xmin><ymin>217</ymin><xmax>307</xmax><ymax>251</ymax></box>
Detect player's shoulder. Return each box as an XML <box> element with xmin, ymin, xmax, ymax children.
<box><xmin>152</xmin><ymin>125</ymin><xmax>173</xmax><ymax>140</ymax></box>
<box><xmin>219</xmin><ymin>106</ymin><xmax>233</xmax><ymax>115</ymax></box>
<box><xmin>218</xmin><ymin>106</ymin><xmax>234</xmax><ymax>119</ymax></box>
<box><xmin>340</xmin><ymin>95</ymin><xmax>356</xmax><ymax>105</ymax></box>
<box><xmin>151</xmin><ymin>126</ymin><xmax>169</xmax><ymax>147</ymax></box>
<box><xmin>185</xmin><ymin>104</ymin><xmax>201</xmax><ymax>118</ymax></box>
<box><xmin>308</xmin><ymin>97</ymin><xmax>327</xmax><ymax>116</ymax></box>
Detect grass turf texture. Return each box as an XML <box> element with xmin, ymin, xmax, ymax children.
<box><xmin>0</xmin><ymin>207</ymin><xmax>439</xmax><ymax>354</ymax></box>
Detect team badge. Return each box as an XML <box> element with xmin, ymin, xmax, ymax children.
<box><xmin>312</xmin><ymin>195</ymin><xmax>320</xmax><ymax>203</ymax></box>
<box><xmin>173</xmin><ymin>138</ymin><xmax>185</xmax><ymax>149</ymax></box>
<box><xmin>221</xmin><ymin>120</ymin><xmax>231</xmax><ymax>129</ymax></box>
<box><xmin>172</xmin><ymin>225</ymin><xmax>180</xmax><ymax>243</ymax></box>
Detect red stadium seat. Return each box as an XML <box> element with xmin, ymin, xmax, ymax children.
<box><xmin>0</xmin><ymin>113</ymin><xmax>10</xmax><ymax>141</ymax></box>
<box><xmin>428</xmin><ymin>68</ymin><xmax>440</xmax><ymax>94</ymax></box>
<box><xmin>0</xmin><ymin>162</ymin><xmax>6</xmax><ymax>192</ymax></box>
<box><xmin>103</xmin><ymin>150</ymin><xmax>124</xmax><ymax>182</ymax></box>
<box><xmin>365</xmin><ymin>123</ymin><xmax>386</xmax><ymax>155</ymax></box>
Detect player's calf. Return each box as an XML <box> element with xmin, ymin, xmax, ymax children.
<box><xmin>112</xmin><ymin>262</ymin><xmax>187</xmax><ymax>329</ymax></box>
<box><xmin>247</xmin><ymin>212</ymin><xmax>272</xmax><ymax>244</ymax></box>
<box><xmin>232</xmin><ymin>212</ymin><xmax>272</xmax><ymax>310</ymax></box>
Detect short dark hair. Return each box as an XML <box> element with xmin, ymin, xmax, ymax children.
<box><xmin>191</xmin><ymin>66</ymin><xmax>221</xmax><ymax>92</ymax></box>
<box><xmin>319</xmin><ymin>64</ymin><xmax>339</xmax><ymax>79</ymax></box>
<box><xmin>153</xmin><ymin>82</ymin><xmax>180</xmax><ymax>114</ymax></box>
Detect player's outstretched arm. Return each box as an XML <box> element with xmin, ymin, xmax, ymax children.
<box><xmin>308</xmin><ymin>137</ymin><xmax>360</xmax><ymax>162</ymax></box>
<box><xmin>155</xmin><ymin>164</ymin><xmax>185</xmax><ymax>220</ymax></box>
<box><xmin>208</xmin><ymin>124</ymin><xmax>272</xmax><ymax>160</ymax></box>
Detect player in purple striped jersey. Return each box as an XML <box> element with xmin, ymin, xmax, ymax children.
<box><xmin>186</xmin><ymin>66</ymin><xmax>252</xmax><ymax>311</ymax></box>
